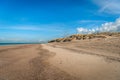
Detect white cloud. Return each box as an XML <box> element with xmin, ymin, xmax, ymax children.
<box><xmin>0</xmin><ymin>24</ymin><xmax>64</xmax><ymax>32</ymax></box>
<box><xmin>78</xmin><ymin>20</ymin><xmax>106</xmax><ymax>23</ymax></box>
<box><xmin>77</xmin><ymin>28</ymin><xmax>89</xmax><ymax>33</ymax></box>
<box><xmin>92</xmin><ymin>0</ymin><xmax>120</xmax><ymax>14</ymax></box>
<box><xmin>11</xmin><ymin>26</ymin><xmax>41</xmax><ymax>30</ymax></box>
<box><xmin>77</xmin><ymin>18</ymin><xmax>120</xmax><ymax>34</ymax></box>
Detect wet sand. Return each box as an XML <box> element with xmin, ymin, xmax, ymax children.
<box><xmin>0</xmin><ymin>37</ymin><xmax>120</xmax><ymax>80</ymax></box>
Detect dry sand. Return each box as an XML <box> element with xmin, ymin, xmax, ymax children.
<box><xmin>0</xmin><ymin>36</ymin><xmax>120</xmax><ymax>80</ymax></box>
<box><xmin>0</xmin><ymin>44</ymin><xmax>78</xmax><ymax>80</ymax></box>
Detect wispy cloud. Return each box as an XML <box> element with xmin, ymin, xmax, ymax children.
<box><xmin>0</xmin><ymin>24</ymin><xmax>65</xmax><ymax>32</ymax></box>
<box><xmin>11</xmin><ymin>26</ymin><xmax>41</xmax><ymax>30</ymax></box>
<box><xmin>77</xmin><ymin>18</ymin><xmax>120</xmax><ymax>34</ymax></box>
<box><xmin>92</xmin><ymin>0</ymin><xmax>120</xmax><ymax>14</ymax></box>
<box><xmin>76</xmin><ymin>20</ymin><xmax>107</xmax><ymax>30</ymax></box>
<box><xmin>78</xmin><ymin>20</ymin><xmax>106</xmax><ymax>23</ymax></box>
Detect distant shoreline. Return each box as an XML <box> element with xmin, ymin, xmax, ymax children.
<box><xmin>0</xmin><ymin>43</ymin><xmax>42</xmax><ymax>46</ymax></box>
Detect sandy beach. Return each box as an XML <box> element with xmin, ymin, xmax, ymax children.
<box><xmin>0</xmin><ymin>0</ymin><xmax>120</xmax><ymax>79</ymax></box>
<box><xmin>0</xmin><ymin>36</ymin><xmax>120</xmax><ymax>80</ymax></box>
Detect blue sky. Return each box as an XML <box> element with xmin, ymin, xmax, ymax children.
<box><xmin>0</xmin><ymin>0</ymin><xmax>120</xmax><ymax>42</ymax></box>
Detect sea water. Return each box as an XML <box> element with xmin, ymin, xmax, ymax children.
<box><xmin>0</xmin><ymin>43</ymin><xmax>42</xmax><ymax>46</ymax></box>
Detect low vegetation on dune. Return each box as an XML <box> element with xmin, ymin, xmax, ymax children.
<box><xmin>48</xmin><ymin>32</ymin><xmax>120</xmax><ymax>43</ymax></box>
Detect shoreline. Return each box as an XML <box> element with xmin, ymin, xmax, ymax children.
<box><xmin>0</xmin><ymin>43</ymin><xmax>42</xmax><ymax>46</ymax></box>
